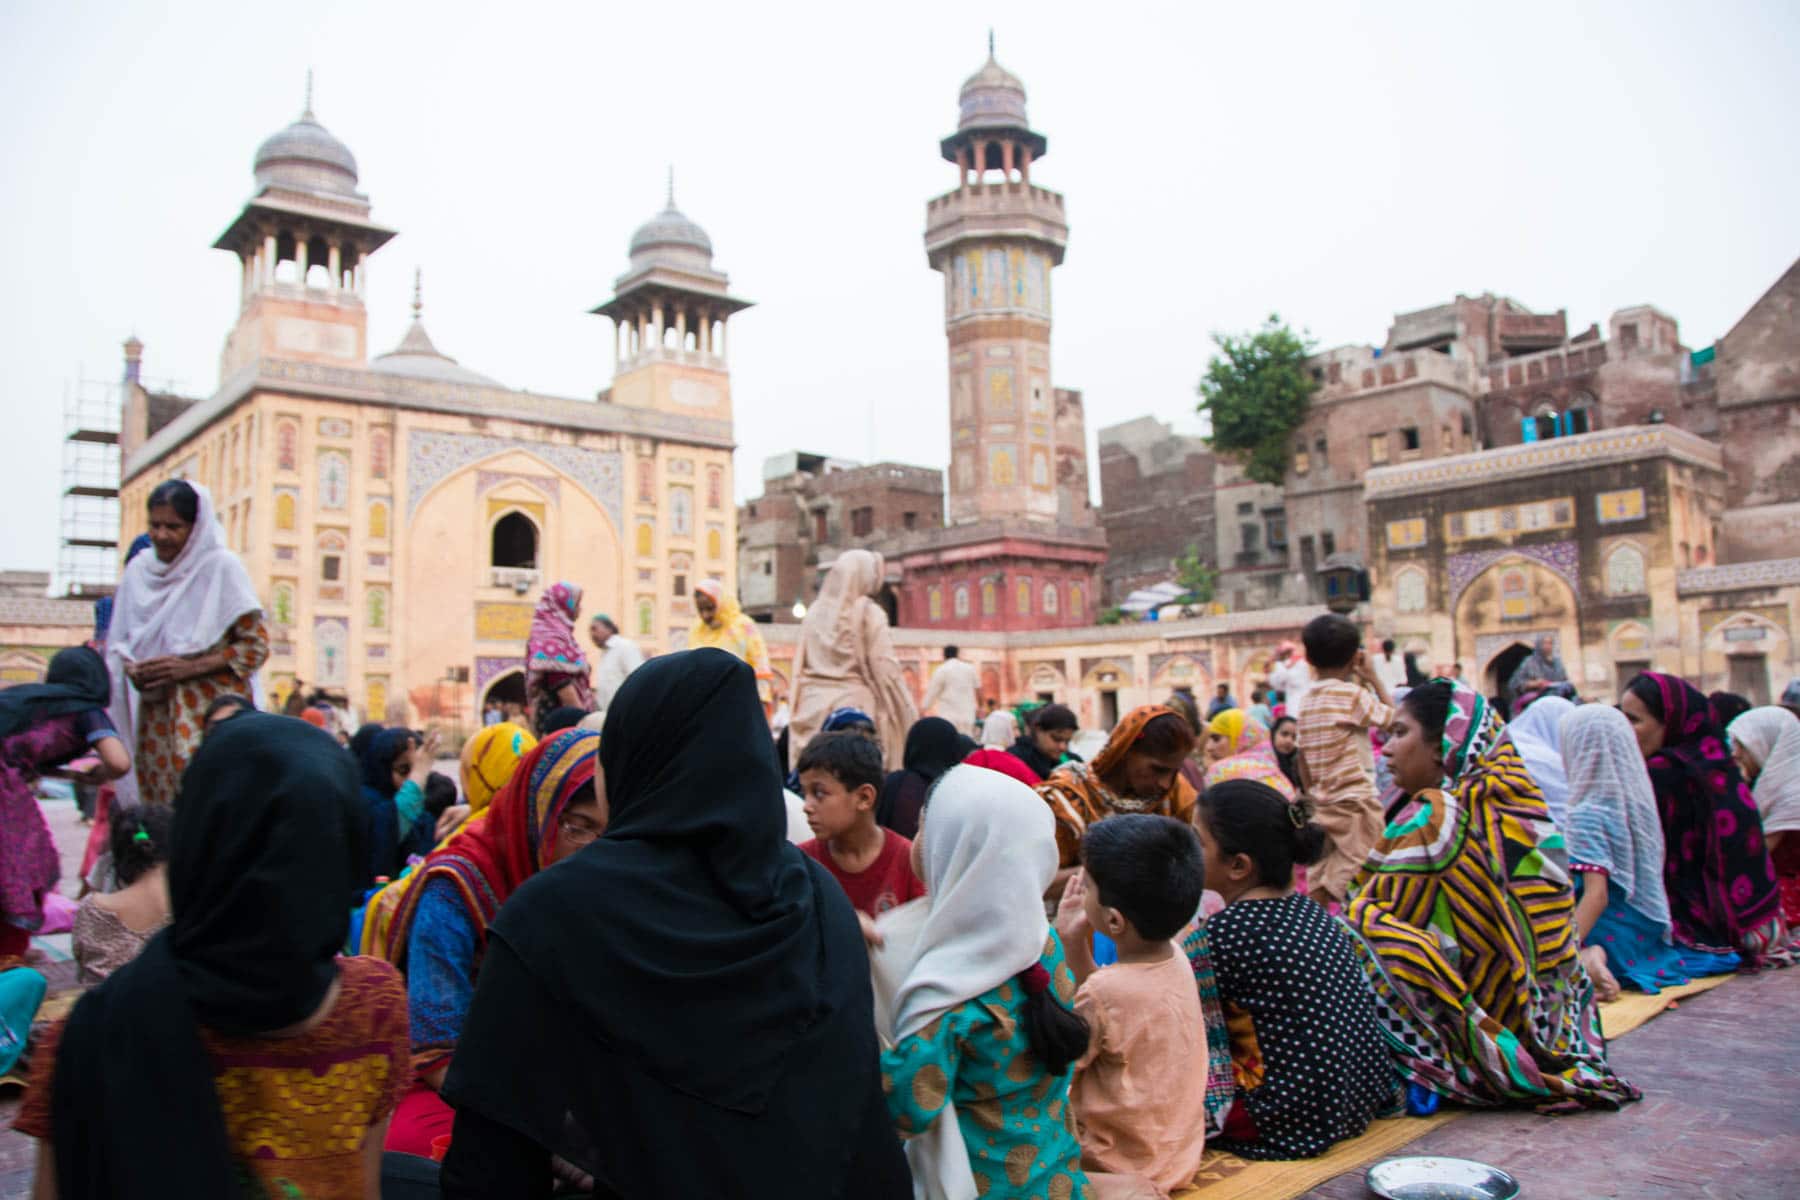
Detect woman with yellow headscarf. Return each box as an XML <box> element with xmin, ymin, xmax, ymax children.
<box><xmin>690</xmin><ymin>580</ymin><xmax>772</xmax><ymax>709</ymax></box>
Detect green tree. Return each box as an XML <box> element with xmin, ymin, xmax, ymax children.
<box><xmin>1174</xmin><ymin>543</ymin><xmax>1217</xmax><ymax>605</ymax></box>
<box><xmin>1197</xmin><ymin>315</ymin><xmax>1317</xmax><ymax>485</ymax></box>
<box><xmin>1097</xmin><ymin>605</ymin><xmax>1128</xmax><ymax>626</ymax></box>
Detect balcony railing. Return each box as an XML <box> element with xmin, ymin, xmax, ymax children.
<box><xmin>490</xmin><ymin>566</ymin><xmax>540</xmax><ymax>593</ymax></box>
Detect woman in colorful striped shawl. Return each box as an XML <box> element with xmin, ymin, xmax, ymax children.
<box><xmin>1345</xmin><ymin>678</ymin><xmax>1638</xmax><ymax>1111</ymax></box>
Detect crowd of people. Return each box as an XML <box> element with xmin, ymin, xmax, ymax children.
<box><xmin>2</xmin><ymin>478</ymin><xmax>1800</xmax><ymax>1197</ymax></box>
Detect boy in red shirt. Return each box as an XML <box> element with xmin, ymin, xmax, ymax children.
<box><xmin>797</xmin><ymin>732</ymin><xmax>925</xmax><ymax>918</ymax></box>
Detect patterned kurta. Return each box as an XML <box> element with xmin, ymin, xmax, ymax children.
<box><xmin>883</xmin><ymin>931</ymin><xmax>1090</xmax><ymax>1199</ymax></box>
<box><xmin>132</xmin><ymin>612</ymin><xmax>268</xmax><ymax>808</ymax></box>
<box><xmin>17</xmin><ymin>955</ymin><xmax>410</xmax><ymax>1196</ymax></box>
<box><xmin>2</xmin><ymin>711</ymin><xmax>111</xmax><ymax>931</ymax></box>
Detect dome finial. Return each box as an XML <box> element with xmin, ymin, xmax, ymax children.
<box><xmin>988</xmin><ymin>28</ymin><xmax>995</xmax><ymax>60</ymax></box>
<box><xmin>666</xmin><ymin>165</ymin><xmax>676</xmax><ymax>210</ymax></box>
<box><xmin>303</xmin><ymin>68</ymin><xmax>314</xmax><ymax>118</ymax></box>
<box><xmin>411</xmin><ymin>267</ymin><xmax>422</xmax><ymax>320</ymax></box>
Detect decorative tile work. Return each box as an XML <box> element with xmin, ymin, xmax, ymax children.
<box><xmin>317</xmin><ymin>417</ymin><xmax>353</xmax><ymax>439</ymax></box>
<box><xmin>1447</xmin><ymin>540</ymin><xmax>1581</xmax><ymax>605</ymax></box>
<box><xmin>476</xmin><ymin>470</ymin><xmax>562</xmax><ymax>504</ymax></box>
<box><xmin>1678</xmin><ymin>557</ymin><xmax>1800</xmax><ymax>595</ymax></box>
<box><xmin>1595</xmin><ymin>488</ymin><xmax>1646</xmax><ymax>524</ymax></box>
<box><xmin>1386</xmin><ymin>518</ymin><xmax>1427</xmax><ymax>549</ymax></box>
<box><xmin>475</xmin><ymin>602</ymin><xmax>533</xmax><ymax>641</ymax></box>
<box><xmin>407</xmin><ymin>430</ymin><xmax>621</xmax><ymax>528</ymax></box>
<box><xmin>476</xmin><ymin>656</ymin><xmax>521</xmax><ymax>693</ymax></box>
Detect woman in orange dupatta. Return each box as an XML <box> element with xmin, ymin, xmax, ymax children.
<box><xmin>1037</xmin><ymin>705</ymin><xmax>1198</xmax><ymax>893</ymax></box>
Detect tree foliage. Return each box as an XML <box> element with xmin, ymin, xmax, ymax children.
<box><xmin>1174</xmin><ymin>543</ymin><xmax>1217</xmax><ymax>605</ymax></box>
<box><xmin>1197</xmin><ymin>315</ymin><xmax>1317</xmax><ymax>486</ymax></box>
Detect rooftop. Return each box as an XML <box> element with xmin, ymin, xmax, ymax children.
<box><xmin>1364</xmin><ymin>423</ymin><xmax>1723</xmax><ymax>499</ymax></box>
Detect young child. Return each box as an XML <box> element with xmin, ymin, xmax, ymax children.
<box><xmin>1191</xmin><ymin>779</ymin><xmax>1395</xmax><ymax>1159</ymax></box>
<box><xmin>72</xmin><ymin>805</ymin><xmax>173</xmax><ymax>985</ymax></box>
<box><xmin>797</xmin><ymin>731</ymin><xmax>925</xmax><ymax>918</ymax></box>
<box><xmin>1057</xmin><ymin>814</ymin><xmax>1211</xmax><ymax>1195</ymax></box>
<box><xmin>1295</xmin><ymin>613</ymin><xmax>1395</xmax><ymax>902</ymax></box>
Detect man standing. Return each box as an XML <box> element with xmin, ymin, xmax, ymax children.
<box><xmin>921</xmin><ymin>645</ymin><xmax>980</xmax><ymax>734</ymax></box>
<box><xmin>590</xmin><ymin>614</ymin><xmax>645</xmax><ymax>712</ymax></box>
<box><xmin>1372</xmin><ymin>638</ymin><xmax>1408</xmax><ymax>691</ymax></box>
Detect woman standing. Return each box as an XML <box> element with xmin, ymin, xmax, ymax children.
<box><xmin>789</xmin><ymin>550</ymin><xmax>916</xmax><ymax>770</ymax></box>
<box><xmin>1728</xmin><ymin>706</ymin><xmax>1800</xmax><ymax>925</ymax></box>
<box><xmin>1561</xmin><ymin>704</ymin><xmax>1740</xmax><ymax>994</ymax></box>
<box><xmin>690</xmin><ymin>579</ymin><xmax>773</xmax><ymax>709</ymax></box>
<box><xmin>0</xmin><ymin>646</ymin><xmax>130</xmax><ymax>960</ymax></box>
<box><xmin>15</xmin><ymin>714</ymin><xmax>410</xmax><ymax>1197</ymax></box>
<box><xmin>105</xmin><ymin>480</ymin><xmax>266</xmax><ymax>809</ymax></box>
<box><xmin>1037</xmin><ymin>706</ymin><xmax>1197</xmax><ymax>888</ymax></box>
<box><xmin>1621</xmin><ymin>673</ymin><xmax>1797</xmax><ymax>968</ymax></box>
<box><xmin>1346</xmin><ymin>679</ymin><xmax>1637</xmax><ymax>1111</ymax></box>
<box><xmin>438</xmin><ymin>650</ymin><xmax>907</xmax><ymax>1198</ymax></box>
<box><xmin>524</xmin><ymin>582</ymin><xmax>595</xmax><ymax>734</ymax></box>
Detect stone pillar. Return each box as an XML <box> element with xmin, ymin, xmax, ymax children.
<box><xmin>263</xmin><ymin>233</ymin><xmax>278</xmax><ymax>282</ymax></box>
<box><xmin>1002</xmin><ymin>140</ymin><xmax>1015</xmax><ymax>181</ymax></box>
<box><xmin>240</xmin><ymin>253</ymin><xmax>253</xmax><ymax>303</ymax></box>
<box><xmin>638</xmin><ymin>311</ymin><xmax>649</xmax><ymax>355</ymax></box>
<box><xmin>1021</xmin><ymin>147</ymin><xmax>1032</xmax><ymax>183</ymax></box>
<box><xmin>327</xmin><ymin>243</ymin><xmax>342</xmax><ymax>290</ymax></box>
<box><xmin>676</xmin><ymin>306</ymin><xmax>687</xmax><ymax>349</ymax></box>
<box><xmin>957</xmin><ymin>147</ymin><xmax>970</xmax><ymax>190</ymax></box>
<box><xmin>718</xmin><ymin>320</ymin><xmax>727</xmax><ymax>360</ymax></box>
<box><xmin>612</xmin><ymin>320</ymin><xmax>621</xmax><ymax>373</ymax></box>
<box><xmin>652</xmin><ymin>304</ymin><xmax>664</xmax><ymax>349</ymax></box>
<box><xmin>296</xmin><ymin>237</ymin><xmax>309</xmax><ymax>279</ymax></box>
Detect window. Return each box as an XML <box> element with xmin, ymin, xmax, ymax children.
<box><xmin>673</xmin><ymin>574</ymin><xmax>686</xmax><ymax>597</ymax></box>
<box><xmin>981</xmin><ymin>579</ymin><xmax>997</xmax><ymax>615</ymax></box>
<box><xmin>1321</xmin><ymin>531</ymin><xmax>1336</xmax><ymax>557</ymax></box>
<box><xmin>1016</xmin><ymin>577</ymin><xmax>1033</xmax><ymax>615</ymax></box>
<box><xmin>1266</xmin><ymin>514</ymin><xmax>1287</xmax><ymax>549</ymax></box>
<box><xmin>669</xmin><ymin>487</ymin><xmax>693</xmax><ymax>537</ymax></box>
<box><xmin>1606</xmin><ymin>544</ymin><xmax>1647</xmax><ymax>596</ymax></box>
<box><xmin>851</xmin><ymin>507</ymin><xmax>874</xmax><ymax>537</ymax></box>
<box><xmin>813</xmin><ymin>512</ymin><xmax>828</xmax><ymax>541</ymax></box>
<box><xmin>954</xmin><ymin>584</ymin><xmax>970</xmax><ymax>618</ymax></box>
<box><xmin>1236</xmin><ymin>501</ymin><xmax>1254</xmax><ymax>515</ymax></box>
<box><xmin>1240</xmin><ymin>523</ymin><xmax>1258</xmax><ymax>554</ymax></box>
<box><xmin>1395</xmin><ymin>567</ymin><xmax>1427</xmax><ymax>614</ymax></box>
<box><xmin>1400</xmin><ymin>427</ymin><xmax>1420</xmax><ymax>452</ymax></box>
<box><xmin>1368</xmin><ymin>434</ymin><xmax>1389</xmax><ymax>465</ymax></box>
<box><xmin>1619</xmin><ymin>323</ymin><xmax>1639</xmax><ymax>350</ymax></box>
<box><xmin>276</xmin><ymin>421</ymin><xmax>298</xmax><ymax>472</ymax></box>
<box><xmin>1042</xmin><ymin>583</ymin><xmax>1058</xmax><ymax>615</ymax></box>
<box><xmin>1314</xmin><ymin>437</ymin><xmax>1327</xmax><ymax>462</ymax></box>
<box><xmin>903</xmin><ymin>511</ymin><xmax>918</xmax><ymax>531</ymax></box>
<box><xmin>1294</xmin><ymin>445</ymin><xmax>1310</xmax><ymax>475</ymax></box>
<box><xmin>321</xmin><ymin>555</ymin><xmax>341</xmax><ymax>582</ymax></box>
<box><xmin>491</xmin><ymin>512</ymin><xmax>538</xmax><ymax>569</ymax></box>
<box><xmin>368</xmin><ymin>500</ymin><xmax>389</xmax><ymax>541</ymax></box>
<box><xmin>366</xmin><ymin>588</ymin><xmax>388</xmax><ymax>630</ymax></box>
<box><xmin>1299</xmin><ymin>535</ymin><xmax>1316</xmax><ymax>573</ymax></box>
<box><xmin>1567</xmin><ymin>405</ymin><xmax>1590</xmax><ymax>435</ymax></box>
<box><xmin>370</xmin><ymin>430</ymin><xmax>390</xmax><ymax>480</ymax></box>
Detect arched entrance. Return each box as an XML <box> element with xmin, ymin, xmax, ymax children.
<box><xmin>482</xmin><ymin>669</ymin><xmax>527</xmax><ymax>720</ymax></box>
<box><xmin>1454</xmin><ymin>557</ymin><xmax>1580</xmax><ymax>712</ymax></box>
<box><xmin>1486</xmin><ymin>642</ymin><xmax>1534</xmax><ymax>709</ymax></box>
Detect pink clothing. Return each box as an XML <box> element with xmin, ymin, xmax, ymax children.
<box><xmin>1072</xmin><ymin>950</ymin><xmax>1210</xmax><ymax>1193</ymax></box>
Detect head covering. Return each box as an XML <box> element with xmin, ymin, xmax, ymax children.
<box><xmin>1092</xmin><ymin>705</ymin><xmax>1187</xmax><ymax>789</ymax></box>
<box><xmin>1202</xmin><ymin>707</ymin><xmax>1295</xmax><ymax>799</ymax></box>
<box><xmin>91</xmin><ymin>535</ymin><xmax>155</xmax><ymax>644</ymax></box>
<box><xmin>875</xmin><ymin>717</ymin><xmax>972</xmax><ymax>837</ymax></box>
<box><xmin>0</xmin><ymin>646</ymin><xmax>110</xmax><ymax>739</ymax></box>
<box><xmin>1038</xmin><ymin>705</ymin><xmax>1199</xmax><ymax>868</ymax></box>
<box><xmin>526</xmin><ymin>582</ymin><xmax>590</xmax><ymax>685</ymax></box>
<box><xmin>1728</xmin><ymin>707</ymin><xmax>1800</xmax><ymax>837</ymax></box>
<box><xmin>1508</xmin><ymin>694</ymin><xmax>1575</xmax><ymax>827</ymax></box>
<box><xmin>540</xmin><ymin>705</ymin><xmax>587</xmax><ymax>734</ymax></box>
<box><xmin>299</xmin><ymin>706</ymin><xmax>329</xmax><ymax>728</ymax></box>
<box><xmin>1507</xmin><ymin>637</ymin><xmax>1568</xmax><ymax>698</ymax></box>
<box><xmin>1269</xmin><ymin>715</ymin><xmax>1303</xmax><ymax>791</ymax></box>
<box><xmin>105</xmin><ymin>481</ymin><xmax>264</xmax><ymax>808</ymax></box>
<box><xmin>1627</xmin><ymin>672</ymin><xmax>1782</xmax><ymax>955</ymax></box>
<box><xmin>790</xmin><ymin>549</ymin><xmax>917</xmax><ymax>770</ymax></box>
<box><xmin>458</xmin><ymin>721</ymin><xmax>538</xmax><ymax>814</ymax></box>
<box><xmin>359</xmin><ymin>727</ymin><xmax>411</xmax><ymax>800</ymax></box>
<box><xmin>379</xmin><ymin>729</ymin><xmax>597</xmax><ymax>969</ymax></box>
<box><xmin>963</xmin><ymin>746</ymin><xmax>1040</xmax><ymax>787</ymax></box>
<box><xmin>52</xmin><ymin>714</ymin><xmax>362</xmax><ymax>1198</ymax></box>
<box><xmin>1204</xmin><ymin>708</ymin><xmax>1267</xmax><ymax>758</ymax></box>
<box><xmin>824</xmin><ymin>706</ymin><xmax>876</xmax><ymax>732</ymax></box>
<box><xmin>1709</xmin><ymin>691</ymin><xmax>1753</xmax><ymax>730</ymax></box>
<box><xmin>1783</xmin><ymin>679</ymin><xmax>1800</xmax><ymax>709</ymax></box>
<box><xmin>981</xmin><ymin>708</ymin><xmax>1019</xmax><ymax>748</ymax></box>
<box><xmin>1561</xmin><ymin>704</ymin><xmax>1672</xmax><ymax>935</ymax></box>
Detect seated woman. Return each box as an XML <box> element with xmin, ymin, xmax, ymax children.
<box><xmin>1008</xmin><ymin>702</ymin><xmax>1079</xmax><ymax>783</ymax></box>
<box><xmin>72</xmin><ymin>806</ymin><xmax>173</xmax><ymax>985</ymax></box>
<box><xmin>876</xmin><ymin>716</ymin><xmax>975</xmax><ymax>839</ymax></box>
<box><xmin>16</xmin><ymin>713</ymin><xmax>409</xmax><ymax>1197</ymax></box>
<box><xmin>358</xmin><ymin>726</ymin><xmax>444</xmax><ymax>889</ymax></box>
<box><xmin>882</xmin><ymin>763</ymin><xmax>1092</xmax><ymax>1199</ymax></box>
<box><xmin>1164</xmin><ymin>691</ymin><xmax>1208</xmax><ymax>793</ymax></box>
<box><xmin>1269</xmin><ymin>715</ymin><xmax>1303</xmax><ymax>793</ymax></box>
<box><xmin>1622</xmin><ymin>673</ymin><xmax>1798</xmax><ymax>968</ymax></box>
<box><xmin>1560</xmin><ymin>705</ymin><xmax>1739</xmax><ymax>996</ymax></box>
<box><xmin>378</xmin><ymin>728</ymin><xmax>600</xmax><ymax>1159</ymax></box>
<box><xmin>1346</xmin><ymin>679</ymin><xmax>1638</xmax><ymax>1111</ymax></box>
<box><xmin>1039</xmin><ymin>706</ymin><xmax>1198</xmax><ymax>896</ymax></box>
<box><xmin>1727</xmin><ymin>706</ymin><xmax>1800</xmax><ymax>926</ymax></box>
<box><xmin>1507</xmin><ymin>694</ymin><xmax>1574</xmax><ymax>829</ymax></box>
<box><xmin>1191</xmin><ymin>780</ymin><xmax>1396</xmax><ymax>1159</ymax></box>
<box><xmin>438</xmin><ymin>651</ymin><xmax>908</xmax><ymax>1199</ymax></box>
<box><xmin>1202</xmin><ymin>710</ymin><xmax>1293</xmax><ymax>798</ymax></box>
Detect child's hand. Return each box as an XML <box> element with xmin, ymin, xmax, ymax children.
<box><xmin>858</xmin><ymin>912</ymin><xmax>885</xmax><ymax>950</ymax></box>
<box><xmin>1055</xmin><ymin>868</ymin><xmax>1092</xmax><ymax>943</ymax></box>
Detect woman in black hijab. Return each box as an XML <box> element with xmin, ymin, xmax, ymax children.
<box><xmin>876</xmin><ymin>716</ymin><xmax>975</xmax><ymax>839</ymax></box>
<box><xmin>26</xmin><ymin>713</ymin><xmax>410</xmax><ymax>1198</ymax></box>
<box><xmin>440</xmin><ymin>648</ymin><xmax>909</xmax><ymax>1199</ymax></box>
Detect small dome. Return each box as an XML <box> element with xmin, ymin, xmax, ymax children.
<box><xmin>370</xmin><ymin>272</ymin><xmax>501</xmax><ymax>388</ymax></box>
<box><xmin>958</xmin><ymin>45</ymin><xmax>1029</xmax><ymax>132</ymax></box>
<box><xmin>254</xmin><ymin>102</ymin><xmax>359</xmax><ymax>196</ymax></box>
<box><xmin>629</xmin><ymin>204</ymin><xmax>713</xmax><ymax>267</ymax></box>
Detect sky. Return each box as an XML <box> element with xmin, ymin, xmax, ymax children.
<box><xmin>3</xmin><ymin>0</ymin><xmax>1797</xmax><ymax>586</ymax></box>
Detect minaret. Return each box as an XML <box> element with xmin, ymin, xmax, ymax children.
<box><xmin>211</xmin><ymin>75</ymin><xmax>395</xmax><ymax>379</ymax></box>
<box><xmin>926</xmin><ymin>36</ymin><xmax>1069</xmax><ymax>525</ymax></box>
<box><xmin>591</xmin><ymin>172</ymin><xmax>752</xmax><ymax>423</ymax></box>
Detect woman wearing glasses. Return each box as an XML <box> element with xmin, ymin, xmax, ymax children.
<box><xmin>376</xmin><ymin>728</ymin><xmax>604</xmax><ymax>1159</ymax></box>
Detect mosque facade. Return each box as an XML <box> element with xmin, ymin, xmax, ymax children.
<box><xmin>111</xmin><ymin>96</ymin><xmax>744</xmax><ymax>726</ymax></box>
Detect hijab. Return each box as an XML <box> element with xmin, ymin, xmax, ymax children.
<box><xmin>1508</xmin><ymin>694</ymin><xmax>1574</xmax><ymax>827</ymax></box>
<box><xmin>105</xmin><ymin>481</ymin><xmax>263</xmax><ymax>807</ymax></box>
<box><xmin>876</xmin><ymin>717</ymin><xmax>974</xmax><ymax>838</ymax></box>
<box><xmin>962</xmin><ymin>746</ymin><xmax>1040</xmax><ymax>787</ymax></box>
<box><xmin>1710</xmin><ymin>691</ymin><xmax>1753</xmax><ymax>730</ymax></box>
<box><xmin>91</xmin><ymin>534</ymin><xmax>154</xmax><ymax>644</ymax></box>
<box><xmin>348</xmin><ymin>721</ymin><xmax>385</xmax><ymax>763</ymax></box>
<box><xmin>0</xmin><ymin>645</ymin><xmax>110</xmax><ymax>739</ymax></box>
<box><xmin>459</xmin><ymin>721</ymin><xmax>538</xmax><ymax>814</ymax></box>
<box><xmin>793</xmin><ymin>549</ymin><xmax>916</xmax><ymax>767</ymax></box>
<box><xmin>526</xmin><ymin>582</ymin><xmax>589</xmax><ymax>686</ymax></box>
<box><xmin>379</xmin><ymin>729</ymin><xmax>596</xmax><ymax>965</ymax></box>
<box><xmin>1560</xmin><ymin>704</ymin><xmax>1673</xmax><ymax>935</ymax></box>
<box><xmin>1627</xmin><ymin>672</ymin><xmax>1781</xmax><ymax>947</ymax></box>
<box><xmin>1205</xmin><ymin>708</ymin><xmax>1266</xmax><ymax>757</ymax></box>
<box><xmin>1270</xmin><ymin>715</ymin><xmax>1303</xmax><ymax>791</ymax></box>
<box><xmin>1202</xmin><ymin>709</ymin><xmax>1294</xmax><ymax>799</ymax></box>
<box><xmin>52</xmin><ymin>714</ymin><xmax>362</xmax><ymax>1198</ymax></box>
<box><xmin>981</xmin><ymin>708</ymin><xmax>1018</xmax><ymax>748</ymax></box>
<box><xmin>1728</xmin><ymin>706</ymin><xmax>1800</xmax><ymax>837</ymax></box>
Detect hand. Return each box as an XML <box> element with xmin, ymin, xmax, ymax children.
<box><xmin>434</xmin><ymin>805</ymin><xmax>471</xmax><ymax>842</ymax></box>
<box><xmin>129</xmin><ymin>656</ymin><xmax>188</xmax><ymax>691</ymax></box>
<box><xmin>412</xmin><ymin>729</ymin><xmax>443</xmax><ymax>782</ymax></box>
<box><xmin>1055</xmin><ymin>868</ymin><xmax>1093</xmax><ymax>945</ymax></box>
<box><xmin>858</xmin><ymin>911</ymin><xmax>885</xmax><ymax>950</ymax></box>
<box><xmin>1580</xmin><ymin>945</ymin><xmax>1622</xmax><ymax>1002</ymax></box>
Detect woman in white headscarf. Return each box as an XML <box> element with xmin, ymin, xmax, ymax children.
<box><xmin>980</xmin><ymin>708</ymin><xmax>1018</xmax><ymax>749</ymax></box>
<box><xmin>1508</xmin><ymin>694</ymin><xmax>1574</xmax><ymax>828</ymax></box>
<box><xmin>873</xmin><ymin>764</ymin><xmax>1089</xmax><ymax>1200</ymax></box>
<box><xmin>1561</xmin><ymin>704</ymin><xmax>1739</xmax><ymax>996</ymax></box>
<box><xmin>1728</xmin><ymin>706</ymin><xmax>1800</xmax><ymax>926</ymax></box>
<box><xmin>788</xmin><ymin>549</ymin><xmax>916</xmax><ymax>769</ymax></box>
<box><xmin>106</xmin><ymin>480</ymin><xmax>266</xmax><ymax>809</ymax></box>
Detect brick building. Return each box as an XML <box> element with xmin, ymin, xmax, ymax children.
<box><xmin>736</xmin><ymin>452</ymin><xmax>944</xmax><ymax>623</ymax></box>
<box><xmin>1096</xmin><ymin>416</ymin><xmax>1215</xmax><ymax>606</ymax></box>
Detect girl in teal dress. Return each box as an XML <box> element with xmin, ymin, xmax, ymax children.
<box><xmin>881</xmin><ymin>763</ymin><xmax>1092</xmax><ymax>1199</ymax></box>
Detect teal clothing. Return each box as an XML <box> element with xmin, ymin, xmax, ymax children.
<box><xmin>883</xmin><ymin>930</ymin><xmax>1090</xmax><ymax>1199</ymax></box>
<box><xmin>1575</xmin><ymin>874</ymin><xmax>1740</xmax><ymax>994</ymax></box>
<box><xmin>0</xmin><ymin>966</ymin><xmax>47</xmax><ymax>1075</ymax></box>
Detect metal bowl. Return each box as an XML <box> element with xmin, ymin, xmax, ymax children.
<box><xmin>1366</xmin><ymin>1156</ymin><xmax>1521</xmax><ymax>1200</ymax></box>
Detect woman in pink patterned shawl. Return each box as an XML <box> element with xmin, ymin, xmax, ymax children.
<box><xmin>525</xmin><ymin>582</ymin><xmax>595</xmax><ymax>735</ymax></box>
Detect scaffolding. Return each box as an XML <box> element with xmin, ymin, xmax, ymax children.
<box><xmin>58</xmin><ymin>376</ymin><xmax>122</xmax><ymax>597</ymax></box>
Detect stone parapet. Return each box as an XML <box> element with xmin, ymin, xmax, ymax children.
<box><xmin>1364</xmin><ymin>424</ymin><xmax>1723</xmax><ymax>500</ymax></box>
<box><xmin>1677</xmin><ymin>557</ymin><xmax>1800</xmax><ymax>595</ymax></box>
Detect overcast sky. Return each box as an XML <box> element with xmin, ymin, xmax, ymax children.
<box><xmin>4</xmin><ymin>0</ymin><xmax>1796</xmax><ymax>585</ymax></box>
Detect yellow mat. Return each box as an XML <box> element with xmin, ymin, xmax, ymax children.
<box><xmin>1173</xmin><ymin>972</ymin><xmax>1736</xmax><ymax>1200</ymax></box>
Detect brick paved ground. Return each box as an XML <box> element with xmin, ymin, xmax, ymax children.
<box><xmin>4</xmin><ymin>796</ymin><xmax>1797</xmax><ymax>1198</ymax></box>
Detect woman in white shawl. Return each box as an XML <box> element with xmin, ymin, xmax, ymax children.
<box><xmin>1728</xmin><ymin>706</ymin><xmax>1800</xmax><ymax>926</ymax></box>
<box><xmin>873</xmin><ymin>765</ymin><xmax>1091</xmax><ymax>1200</ymax></box>
<box><xmin>789</xmin><ymin>549</ymin><xmax>917</xmax><ymax>769</ymax></box>
<box><xmin>1561</xmin><ymin>704</ymin><xmax>1739</xmax><ymax>997</ymax></box>
<box><xmin>106</xmin><ymin>480</ymin><xmax>266</xmax><ymax>808</ymax></box>
<box><xmin>1508</xmin><ymin>694</ymin><xmax>1574</xmax><ymax>828</ymax></box>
